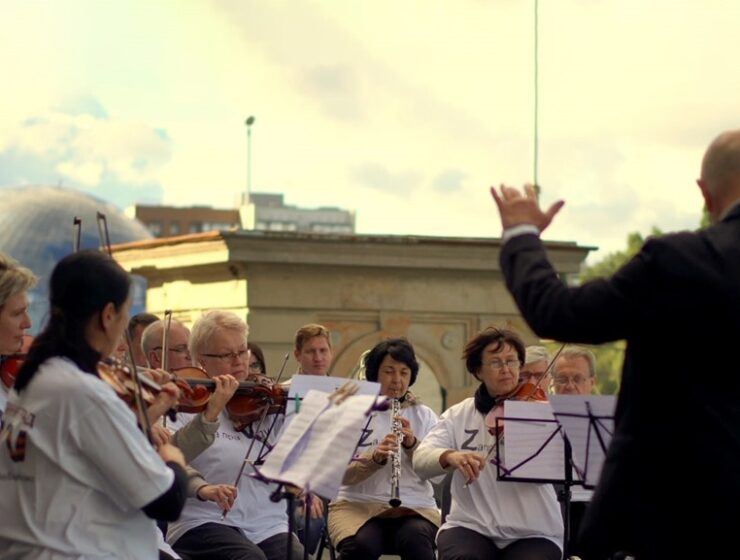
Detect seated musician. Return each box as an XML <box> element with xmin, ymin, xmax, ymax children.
<box><xmin>0</xmin><ymin>250</ymin><xmax>188</xmax><ymax>558</ymax></box>
<box><xmin>0</xmin><ymin>251</ymin><xmax>36</xmax><ymax>418</ymax></box>
<box><xmin>551</xmin><ymin>345</ymin><xmax>598</xmax><ymax>560</ymax></box>
<box><xmin>166</xmin><ymin>310</ymin><xmax>304</xmax><ymax>560</ymax></box>
<box><xmin>328</xmin><ymin>338</ymin><xmax>441</xmax><ymax>560</ymax></box>
<box><xmin>143</xmin><ymin>318</ymin><xmax>240</xmax><ymax>463</ymax></box>
<box><xmin>413</xmin><ymin>327</ymin><xmax>563</xmax><ymax>560</ymax></box>
<box><xmin>293</xmin><ymin>323</ymin><xmax>333</xmax><ymax>376</ymax></box>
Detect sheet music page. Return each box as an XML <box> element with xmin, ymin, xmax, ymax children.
<box><xmin>502</xmin><ymin>400</ymin><xmax>566</xmax><ymax>481</ymax></box>
<box><xmin>549</xmin><ymin>395</ymin><xmax>616</xmax><ymax>488</ymax></box>
<box><xmin>257</xmin><ymin>390</ymin><xmax>380</xmax><ymax>499</ymax></box>
<box><xmin>285</xmin><ymin>376</ymin><xmax>380</xmax><ymax>420</ymax></box>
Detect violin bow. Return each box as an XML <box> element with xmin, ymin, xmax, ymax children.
<box><xmin>73</xmin><ymin>217</ymin><xmax>82</xmax><ymax>253</ymax></box>
<box><xmin>162</xmin><ymin>310</ymin><xmax>172</xmax><ymax>373</ymax></box>
<box><xmin>528</xmin><ymin>341</ymin><xmax>567</xmax><ymax>398</ymax></box>
<box><xmin>96</xmin><ymin>211</ymin><xmax>156</xmax><ymax>446</ymax></box>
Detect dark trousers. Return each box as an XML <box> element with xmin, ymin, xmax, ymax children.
<box><xmin>437</xmin><ymin>527</ymin><xmax>561</xmax><ymax>560</ymax></box>
<box><xmin>336</xmin><ymin>516</ymin><xmax>437</xmax><ymax>560</ymax></box>
<box><xmin>173</xmin><ymin>522</ymin><xmax>304</xmax><ymax>560</ymax></box>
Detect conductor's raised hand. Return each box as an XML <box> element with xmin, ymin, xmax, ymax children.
<box><xmin>490</xmin><ymin>183</ymin><xmax>564</xmax><ymax>232</ymax></box>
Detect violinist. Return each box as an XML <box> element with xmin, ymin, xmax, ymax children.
<box><xmin>519</xmin><ymin>345</ymin><xmax>553</xmax><ymax>392</ymax></box>
<box><xmin>328</xmin><ymin>338</ymin><xmax>441</xmax><ymax>560</ymax></box>
<box><xmin>129</xmin><ymin>312</ymin><xmax>159</xmax><ymax>367</ymax></box>
<box><xmin>0</xmin><ymin>250</ymin><xmax>188</xmax><ymax>558</ymax></box>
<box><xmin>0</xmin><ymin>252</ymin><xmax>36</xmax><ymax>418</ymax></box>
<box><xmin>166</xmin><ymin>310</ymin><xmax>304</xmax><ymax>560</ymax></box>
<box><xmin>413</xmin><ymin>327</ymin><xmax>563</xmax><ymax>560</ymax></box>
<box><xmin>143</xmin><ymin>318</ymin><xmax>193</xmax><ymax>372</ymax></box>
<box><xmin>143</xmin><ymin>318</ymin><xmax>240</xmax><ymax>462</ymax></box>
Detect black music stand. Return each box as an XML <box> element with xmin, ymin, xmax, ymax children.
<box><xmin>548</xmin><ymin>396</ymin><xmax>616</xmax><ymax>489</ymax></box>
<box><xmin>492</xmin><ymin>412</ymin><xmax>581</xmax><ymax>559</ymax></box>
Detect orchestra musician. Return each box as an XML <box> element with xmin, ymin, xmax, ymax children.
<box><xmin>413</xmin><ymin>327</ymin><xmax>563</xmax><ymax>560</ymax></box>
<box><xmin>328</xmin><ymin>338</ymin><xmax>441</xmax><ymax>560</ymax></box>
<box><xmin>293</xmin><ymin>323</ymin><xmax>333</xmax><ymax>376</ymax></box>
<box><xmin>166</xmin><ymin>310</ymin><xmax>304</xmax><ymax>560</ymax></box>
<box><xmin>0</xmin><ymin>250</ymin><xmax>188</xmax><ymax>558</ymax></box>
<box><xmin>0</xmin><ymin>252</ymin><xmax>36</xmax><ymax>418</ymax></box>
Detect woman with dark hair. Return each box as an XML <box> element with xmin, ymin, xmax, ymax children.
<box><xmin>328</xmin><ymin>337</ymin><xmax>441</xmax><ymax>560</ymax></box>
<box><xmin>413</xmin><ymin>327</ymin><xmax>563</xmax><ymax>560</ymax></box>
<box><xmin>0</xmin><ymin>250</ymin><xmax>188</xmax><ymax>558</ymax></box>
<box><xmin>247</xmin><ymin>341</ymin><xmax>268</xmax><ymax>377</ymax></box>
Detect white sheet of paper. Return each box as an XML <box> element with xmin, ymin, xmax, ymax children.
<box><xmin>501</xmin><ymin>400</ymin><xmax>567</xmax><ymax>481</ymax></box>
<box><xmin>285</xmin><ymin>375</ymin><xmax>380</xmax><ymax>420</ymax></box>
<box><xmin>549</xmin><ymin>394</ymin><xmax>616</xmax><ymax>488</ymax></box>
<box><xmin>257</xmin><ymin>389</ymin><xmax>380</xmax><ymax>499</ymax></box>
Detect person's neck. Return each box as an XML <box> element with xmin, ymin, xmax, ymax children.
<box><xmin>718</xmin><ymin>196</ymin><xmax>740</xmax><ymax>221</ymax></box>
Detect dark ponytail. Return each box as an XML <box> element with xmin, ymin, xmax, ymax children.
<box><xmin>15</xmin><ymin>251</ymin><xmax>131</xmax><ymax>392</ymax></box>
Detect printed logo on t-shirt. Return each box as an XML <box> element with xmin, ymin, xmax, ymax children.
<box><xmin>1</xmin><ymin>403</ymin><xmax>34</xmax><ymax>462</ymax></box>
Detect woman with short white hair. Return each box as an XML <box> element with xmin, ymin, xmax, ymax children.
<box><xmin>167</xmin><ymin>310</ymin><xmax>304</xmax><ymax>560</ymax></box>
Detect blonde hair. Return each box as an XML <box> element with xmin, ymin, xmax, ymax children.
<box><xmin>0</xmin><ymin>253</ymin><xmax>37</xmax><ymax>309</ymax></box>
<box><xmin>294</xmin><ymin>323</ymin><xmax>331</xmax><ymax>352</ymax></box>
<box><xmin>190</xmin><ymin>310</ymin><xmax>248</xmax><ymax>360</ymax></box>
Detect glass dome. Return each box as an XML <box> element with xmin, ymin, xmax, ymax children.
<box><xmin>0</xmin><ymin>185</ymin><xmax>153</xmax><ymax>331</ymax></box>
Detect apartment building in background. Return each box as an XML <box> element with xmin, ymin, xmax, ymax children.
<box><xmin>128</xmin><ymin>192</ymin><xmax>355</xmax><ymax>238</ymax></box>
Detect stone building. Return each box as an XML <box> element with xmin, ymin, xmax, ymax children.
<box><xmin>112</xmin><ymin>230</ymin><xmax>590</xmax><ymax>412</ymax></box>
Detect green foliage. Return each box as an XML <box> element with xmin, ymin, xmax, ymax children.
<box><xmin>700</xmin><ymin>207</ymin><xmax>711</xmax><ymax>229</ymax></box>
<box><xmin>579</xmin><ymin>227</ymin><xmax>662</xmax><ymax>283</ymax></box>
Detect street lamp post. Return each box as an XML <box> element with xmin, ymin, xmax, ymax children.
<box><xmin>245</xmin><ymin>116</ymin><xmax>255</xmax><ymax>205</ymax></box>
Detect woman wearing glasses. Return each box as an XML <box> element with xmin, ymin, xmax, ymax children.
<box><xmin>413</xmin><ymin>327</ymin><xmax>563</xmax><ymax>560</ymax></box>
<box><xmin>166</xmin><ymin>310</ymin><xmax>303</xmax><ymax>560</ymax></box>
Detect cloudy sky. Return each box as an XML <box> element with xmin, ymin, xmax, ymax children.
<box><xmin>2</xmin><ymin>0</ymin><xmax>738</xmax><ymax>261</ymax></box>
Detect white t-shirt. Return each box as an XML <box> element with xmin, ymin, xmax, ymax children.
<box><xmin>0</xmin><ymin>384</ymin><xmax>8</xmax><ymax>418</ymax></box>
<box><xmin>166</xmin><ymin>410</ymin><xmax>289</xmax><ymax>546</ymax></box>
<box><xmin>414</xmin><ymin>397</ymin><xmax>564</xmax><ymax>551</ymax></box>
<box><xmin>0</xmin><ymin>357</ymin><xmax>174</xmax><ymax>559</ymax></box>
<box><xmin>336</xmin><ymin>402</ymin><xmax>441</xmax><ymax>508</ymax></box>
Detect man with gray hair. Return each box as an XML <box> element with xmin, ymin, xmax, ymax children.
<box><xmin>551</xmin><ymin>346</ymin><xmax>596</xmax><ymax>395</ymax></box>
<box><xmin>518</xmin><ymin>345</ymin><xmax>552</xmax><ymax>391</ymax></box>
<box><xmin>142</xmin><ymin>319</ymin><xmax>193</xmax><ymax>372</ymax></box>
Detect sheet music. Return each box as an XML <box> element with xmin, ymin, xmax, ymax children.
<box><xmin>501</xmin><ymin>400</ymin><xmax>567</xmax><ymax>481</ymax></box>
<box><xmin>257</xmin><ymin>389</ymin><xmax>379</xmax><ymax>500</ymax></box>
<box><xmin>285</xmin><ymin>375</ymin><xmax>380</xmax><ymax>420</ymax></box>
<box><xmin>549</xmin><ymin>395</ymin><xmax>616</xmax><ymax>488</ymax></box>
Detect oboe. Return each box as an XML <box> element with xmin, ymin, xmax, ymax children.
<box><xmin>389</xmin><ymin>398</ymin><xmax>402</xmax><ymax>507</ymax></box>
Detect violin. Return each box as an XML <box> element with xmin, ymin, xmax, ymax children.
<box><xmin>485</xmin><ymin>380</ymin><xmax>548</xmax><ymax>437</ymax></box>
<box><xmin>1</xmin><ymin>335</ymin><xmax>34</xmax><ymax>390</ymax></box>
<box><xmin>170</xmin><ymin>366</ymin><xmax>288</xmax><ymax>431</ymax></box>
<box><xmin>97</xmin><ymin>358</ymin><xmax>193</xmax><ymax>412</ymax></box>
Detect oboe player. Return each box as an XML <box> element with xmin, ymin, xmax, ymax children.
<box><xmin>328</xmin><ymin>338</ymin><xmax>440</xmax><ymax>560</ymax></box>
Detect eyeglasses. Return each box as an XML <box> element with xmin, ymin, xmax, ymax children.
<box><xmin>248</xmin><ymin>362</ymin><xmax>265</xmax><ymax>373</ymax></box>
<box><xmin>519</xmin><ymin>371</ymin><xmax>547</xmax><ymax>382</ymax></box>
<box><xmin>153</xmin><ymin>345</ymin><xmax>190</xmax><ymax>355</ymax></box>
<box><xmin>201</xmin><ymin>349</ymin><xmax>249</xmax><ymax>363</ymax></box>
<box><xmin>553</xmin><ymin>375</ymin><xmax>590</xmax><ymax>386</ymax></box>
<box><xmin>482</xmin><ymin>359</ymin><xmax>521</xmax><ymax>372</ymax></box>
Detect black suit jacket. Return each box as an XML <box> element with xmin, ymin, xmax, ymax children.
<box><xmin>500</xmin><ymin>204</ymin><xmax>740</xmax><ymax>559</ymax></box>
